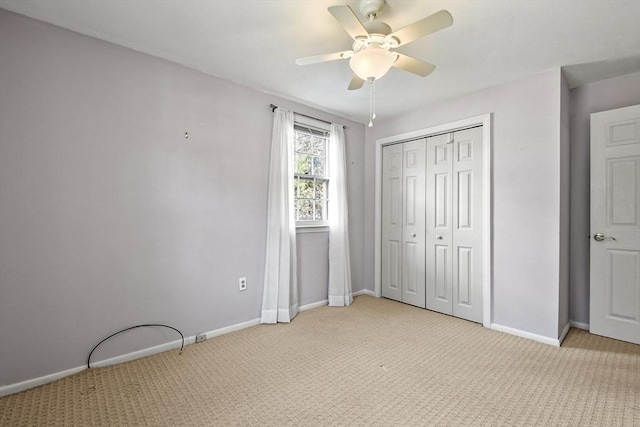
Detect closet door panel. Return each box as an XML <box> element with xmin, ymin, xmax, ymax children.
<box><xmin>426</xmin><ymin>134</ymin><xmax>453</xmax><ymax>315</ymax></box>
<box><xmin>402</xmin><ymin>140</ymin><xmax>426</xmax><ymax>308</ymax></box>
<box><xmin>457</xmin><ymin>170</ymin><xmax>473</xmax><ymax>229</ymax></box>
<box><xmin>435</xmin><ymin>244</ymin><xmax>450</xmax><ymax>301</ymax></box>
<box><xmin>456</xmin><ymin>246</ymin><xmax>473</xmax><ymax>305</ymax></box>
<box><xmin>381</xmin><ymin>144</ymin><xmax>403</xmax><ymax>302</ymax></box>
<box><xmin>452</xmin><ymin>127</ymin><xmax>484</xmax><ymax>322</ymax></box>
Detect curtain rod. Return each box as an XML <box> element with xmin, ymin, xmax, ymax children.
<box><xmin>270</xmin><ymin>104</ymin><xmax>346</xmax><ymax>129</ymax></box>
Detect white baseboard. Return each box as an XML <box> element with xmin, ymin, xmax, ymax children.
<box><xmin>570</xmin><ymin>321</ymin><xmax>589</xmax><ymax>331</ymax></box>
<box><xmin>353</xmin><ymin>289</ymin><xmax>376</xmax><ymax>297</ymax></box>
<box><xmin>0</xmin><ymin>317</ymin><xmax>261</xmax><ymax>398</ymax></box>
<box><xmin>206</xmin><ymin>319</ymin><xmax>260</xmax><ymax>342</ymax></box>
<box><xmin>0</xmin><ymin>365</ymin><xmax>86</xmax><ymax>398</ymax></box>
<box><xmin>491</xmin><ymin>323</ymin><xmax>561</xmax><ymax>347</ymax></box>
<box><xmin>203</xmin><ymin>318</ymin><xmax>261</xmax><ymax>339</ymax></box>
<box><xmin>299</xmin><ymin>290</ymin><xmax>376</xmax><ymax>312</ymax></box>
<box><xmin>558</xmin><ymin>322</ymin><xmax>571</xmax><ymax>346</ymax></box>
<box><xmin>299</xmin><ymin>300</ymin><xmax>328</xmax><ymax>311</ymax></box>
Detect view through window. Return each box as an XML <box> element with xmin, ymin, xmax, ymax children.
<box><xmin>294</xmin><ymin>125</ymin><xmax>329</xmax><ymax>225</ymax></box>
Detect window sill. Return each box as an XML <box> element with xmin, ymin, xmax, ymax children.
<box><xmin>296</xmin><ymin>224</ymin><xmax>330</xmax><ymax>234</ymax></box>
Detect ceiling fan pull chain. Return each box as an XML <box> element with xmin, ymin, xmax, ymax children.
<box><xmin>372</xmin><ymin>80</ymin><xmax>377</xmax><ymax>121</ymax></box>
<box><xmin>368</xmin><ymin>79</ymin><xmax>374</xmax><ymax>127</ymax></box>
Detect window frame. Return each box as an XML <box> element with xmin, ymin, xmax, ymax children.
<box><xmin>293</xmin><ymin>115</ymin><xmax>331</xmax><ymax>228</ymax></box>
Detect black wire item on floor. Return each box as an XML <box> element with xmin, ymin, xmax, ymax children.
<box><xmin>87</xmin><ymin>324</ymin><xmax>184</xmax><ymax>369</ymax></box>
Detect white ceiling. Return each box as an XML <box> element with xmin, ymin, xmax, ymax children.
<box><xmin>1</xmin><ymin>0</ymin><xmax>639</xmax><ymax>124</ymax></box>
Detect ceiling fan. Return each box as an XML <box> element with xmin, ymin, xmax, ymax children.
<box><xmin>295</xmin><ymin>0</ymin><xmax>454</xmax><ymax>90</ymax></box>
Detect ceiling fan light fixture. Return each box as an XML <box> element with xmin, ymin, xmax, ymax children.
<box><xmin>349</xmin><ymin>45</ymin><xmax>397</xmax><ymax>81</ymax></box>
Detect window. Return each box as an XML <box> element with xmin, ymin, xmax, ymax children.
<box><xmin>294</xmin><ymin>124</ymin><xmax>329</xmax><ymax>226</ymax></box>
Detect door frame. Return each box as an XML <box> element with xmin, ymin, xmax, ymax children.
<box><xmin>374</xmin><ymin>114</ymin><xmax>492</xmax><ymax>328</ymax></box>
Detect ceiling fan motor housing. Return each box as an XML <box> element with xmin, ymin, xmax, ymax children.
<box><xmin>352</xmin><ymin>33</ymin><xmax>397</xmax><ymax>54</ymax></box>
<box><xmin>359</xmin><ymin>0</ymin><xmax>386</xmax><ymax>21</ymax></box>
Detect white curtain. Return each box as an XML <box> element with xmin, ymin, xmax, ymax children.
<box><xmin>261</xmin><ymin>109</ymin><xmax>299</xmax><ymax>323</ymax></box>
<box><xmin>328</xmin><ymin>124</ymin><xmax>353</xmax><ymax>306</ymax></box>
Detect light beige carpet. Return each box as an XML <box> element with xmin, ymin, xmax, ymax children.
<box><xmin>1</xmin><ymin>295</ymin><xmax>639</xmax><ymax>426</ymax></box>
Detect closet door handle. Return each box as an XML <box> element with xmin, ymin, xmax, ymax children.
<box><xmin>436</xmin><ymin>235</ymin><xmax>443</xmax><ymax>240</ymax></box>
<box><xmin>593</xmin><ymin>233</ymin><xmax>616</xmax><ymax>242</ymax></box>
<box><xmin>411</xmin><ymin>233</ymin><xmax>417</xmax><ymax>238</ymax></box>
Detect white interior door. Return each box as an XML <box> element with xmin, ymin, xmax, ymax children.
<box><xmin>426</xmin><ymin>133</ymin><xmax>453</xmax><ymax>314</ymax></box>
<box><xmin>381</xmin><ymin>144</ymin><xmax>403</xmax><ymax>302</ymax></box>
<box><xmin>451</xmin><ymin>127</ymin><xmax>483</xmax><ymax>322</ymax></box>
<box><xmin>402</xmin><ymin>139</ymin><xmax>426</xmax><ymax>308</ymax></box>
<box><xmin>426</xmin><ymin>127</ymin><xmax>483</xmax><ymax>323</ymax></box>
<box><xmin>381</xmin><ymin>141</ymin><xmax>426</xmax><ymax>308</ymax></box>
<box><xmin>590</xmin><ymin>104</ymin><xmax>640</xmax><ymax>345</ymax></box>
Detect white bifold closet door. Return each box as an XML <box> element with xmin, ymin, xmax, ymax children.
<box><xmin>426</xmin><ymin>127</ymin><xmax>483</xmax><ymax>322</ymax></box>
<box><xmin>381</xmin><ymin>140</ymin><xmax>426</xmax><ymax>308</ymax></box>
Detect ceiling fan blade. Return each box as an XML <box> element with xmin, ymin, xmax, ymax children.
<box><xmin>393</xmin><ymin>53</ymin><xmax>436</xmax><ymax>77</ymax></box>
<box><xmin>328</xmin><ymin>5</ymin><xmax>369</xmax><ymax>40</ymax></box>
<box><xmin>389</xmin><ymin>10</ymin><xmax>453</xmax><ymax>46</ymax></box>
<box><xmin>295</xmin><ymin>51</ymin><xmax>353</xmax><ymax>66</ymax></box>
<box><xmin>348</xmin><ymin>74</ymin><xmax>365</xmax><ymax>90</ymax></box>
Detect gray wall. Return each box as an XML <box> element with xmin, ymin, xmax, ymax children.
<box><xmin>0</xmin><ymin>9</ymin><xmax>365</xmax><ymax>387</ymax></box>
<box><xmin>568</xmin><ymin>71</ymin><xmax>640</xmax><ymax>325</ymax></box>
<box><xmin>558</xmin><ymin>74</ymin><xmax>571</xmax><ymax>335</ymax></box>
<box><xmin>364</xmin><ymin>69</ymin><xmax>567</xmax><ymax>340</ymax></box>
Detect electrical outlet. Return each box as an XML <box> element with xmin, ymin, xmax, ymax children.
<box><xmin>239</xmin><ymin>277</ymin><xmax>247</xmax><ymax>291</ymax></box>
<box><xmin>195</xmin><ymin>333</ymin><xmax>206</xmax><ymax>343</ymax></box>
